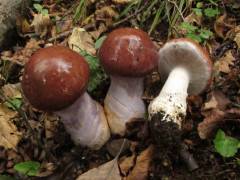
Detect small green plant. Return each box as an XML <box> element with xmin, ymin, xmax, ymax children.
<box><xmin>33</xmin><ymin>4</ymin><xmax>49</xmax><ymax>15</ymax></box>
<box><xmin>4</xmin><ymin>97</ymin><xmax>22</xmax><ymax>111</ymax></box>
<box><xmin>179</xmin><ymin>22</ymin><xmax>213</xmax><ymax>43</ymax></box>
<box><xmin>79</xmin><ymin>50</ymin><xmax>108</xmax><ymax>93</ymax></box>
<box><xmin>192</xmin><ymin>1</ymin><xmax>220</xmax><ymax>18</ymax></box>
<box><xmin>214</xmin><ymin>129</ymin><xmax>240</xmax><ymax>158</ymax></box>
<box><xmin>13</xmin><ymin>161</ymin><xmax>40</xmax><ymax>176</ymax></box>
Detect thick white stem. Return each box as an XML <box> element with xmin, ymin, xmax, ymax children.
<box><xmin>148</xmin><ymin>67</ymin><xmax>190</xmax><ymax>128</ymax></box>
<box><xmin>54</xmin><ymin>92</ymin><xmax>110</xmax><ymax>150</ymax></box>
<box><xmin>104</xmin><ymin>75</ymin><xmax>146</xmax><ymax>135</ymax></box>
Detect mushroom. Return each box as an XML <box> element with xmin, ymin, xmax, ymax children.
<box><xmin>98</xmin><ymin>28</ymin><xmax>158</xmax><ymax>135</ymax></box>
<box><xmin>148</xmin><ymin>38</ymin><xmax>212</xmax><ymax>135</ymax></box>
<box><xmin>22</xmin><ymin>46</ymin><xmax>110</xmax><ymax>149</ymax></box>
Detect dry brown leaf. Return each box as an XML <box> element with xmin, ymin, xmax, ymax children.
<box><xmin>119</xmin><ymin>154</ymin><xmax>136</xmax><ymax>176</ymax></box>
<box><xmin>198</xmin><ymin>109</ymin><xmax>225</xmax><ymax>139</ymax></box>
<box><xmin>203</xmin><ymin>90</ymin><xmax>230</xmax><ymax>111</ymax></box>
<box><xmin>68</xmin><ymin>28</ymin><xmax>96</xmax><ymax>55</ymax></box>
<box><xmin>96</xmin><ymin>6</ymin><xmax>119</xmax><ymax>19</ymax></box>
<box><xmin>16</xmin><ymin>17</ymin><xmax>32</xmax><ymax>34</ymax></box>
<box><xmin>214</xmin><ymin>50</ymin><xmax>235</xmax><ymax>73</ymax></box>
<box><xmin>2</xmin><ymin>83</ymin><xmax>21</xmax><ymax>99</ymax></box>
<box><xmin>8</xmin><ymin>39</ymin><xmax>42</xmax><ymax>65</ymax></box>
<box><xmin>95</xmin><ymin>6</ymin><xmax>119</xmax><ymax>26</ymax></box>
<box><xmin>112</xmin><ymin>0</ymin><xmax>135</xmax><ymax>4</ymax></box>
<box><xmin>0</xmin><ymin>104</ymin><xmax>21</xmax><ymax>149</ymax></box>
<box><xmin>198</xmin><ymin>108</ymin><xmax>240</xmax><ymax>139</ymax></box>
<box><xmin>89</xmin><ymin>23</ymin><xmax>107</xmax><ymax>40</ymax></box>
<box><xmin>233</xmin><ymin>26</ymin><xmax>240</xmax><ymax>48</ymax></box>
<box><xmin>76</xmin><ymin>159</ymin><xmax>121</xmax><ymax>180</ymax></box>
<box><xmin>214</xmin><ymin>14</ymin><xmax>235</xmax><ymax>39</ymax></box>
<box><xmin>43</xmin><ymin>113</ymin><xmax>59</xmax><ymax>139</ymax></box>
<box><xmin>184</xmin><ymin>12</ymin><xmax>202</xmax><ymax>26</ymax></box>
<box><xmin>126</xmin><ymin>145</ymin><xmax>153</xmax><ymax>180</ymax></box>
<box><xmin>31</xmin><ymin>14</ymin><xmax>52</xmax><ymax>38</ymax></box>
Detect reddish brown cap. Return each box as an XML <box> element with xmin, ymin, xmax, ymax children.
<box><xmin>22</xmin><ymin>46</ymin><xmax>89</xmax><ymax>111</ymax></box>
<box><xmin>158</xmin><ymin>38</ymin><xmax>213</xmax><ymax>95</ymax></box>
<box><xmin>98</xmin><ymin>28</ymin><xmax>158</xmax><ymax>77</ymax></box>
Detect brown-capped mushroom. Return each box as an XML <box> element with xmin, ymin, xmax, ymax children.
<box><xmin>99</xmin><ymin>28</ymin><xmax>158</xmax><ymax>135</ymax></box>
<box><xmin>22</xmin><ymin>46</ymin><xmax>110</xmax><ymax>149</ymax></box>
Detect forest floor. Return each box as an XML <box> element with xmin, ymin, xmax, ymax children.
<box><xmin>0</xmin><ymin>0</ymin><xmax>240</xmax><ymax>179</ymax></box>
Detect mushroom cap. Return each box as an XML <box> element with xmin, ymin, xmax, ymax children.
<box><xmin>158</xmin><ymin>38</ymin><xmax>212</xmax><ymax>95</ymax></box>
<box><xmin>22</xmin><ymin>46</ymin><xmax>89</xmax><ymax>111</ymax></box>
<box><xmin>98</xmin><ymin>28</ymin><xmax>158</xmax><ymax>77</ymax></box>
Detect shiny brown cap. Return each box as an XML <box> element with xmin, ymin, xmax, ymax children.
<box><xmin>158</xmin><ymin>38</ymin><xmax>213</xmax><ymax>95</ymax></box>
<box><xmin>98</xmin><ymin>28</ymin><xmax>158</xmax><ymax>77</ymax></box>
<box><xmin>22</xmin><ymin>46</ymin><xmax>89</xmax><ymax>111</ymax></box>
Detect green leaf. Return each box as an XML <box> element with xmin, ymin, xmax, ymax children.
<box><xmin>95</xmin><ymin>36</ymin><xmax>107</xmax><ymax>50</ymax></box>
<box><xmin>14</xmin><ymin>161</ymin><xmax>40</xmax><ymax>176</ymax></box>
<box><xmin>199</xmin><ymin>29</ymin><xmax>213</xmax><ymax>39</ymax></box>
<box><xmin>213</xmin><ymin>129</ymin><xmax>240</xmax><ymax>157</ymax></box>
<box><xmin>204</xmin><ymin>8</ymin><xmax>220</xmax><ymax>18</ymax></box>
<box><xmin>196</xmin><ymin>2</ymin><xmax>203</xmax><ymax>8</ymax></box>
<box><xmin>0</xmin><ymin>175</ymin><xmax>15</xmax><ymax>180</ymax></box>
<box><xmin>79</xmin><ymin>51</ymin><xmax>108</xmax><ymax>92</ymax></box>
<box><xmin>192</xmin><ymin>8</ymin><xmax>203</xmax><ymax>16</ymax></box>
<box><xmin>179</xmin><ymin>22</ymin><xmax>197</xmax><ymax>33</ymax></box>
<box><xmin>186</xmin><ymin>33</ymin><xmax>202</xmax><ymax>43</ymax></box>
<box><xmin>4</xmin><ymin>98</ymin><xmax>22</xmax><ymax>110</ymax></box>
<box><xmin>41</xmin><ymin>9</ymin><xmax>49</xmax><ymax>16</ymax></box>
<box><xmin>33</xmin><ymin>4</ymin><xmax>43</xmax><ymax>13</ymax></box>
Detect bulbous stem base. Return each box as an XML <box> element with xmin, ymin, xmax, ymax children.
<box><xmin>54</xmin><ymin>92</ymin><xmax>110</xmax><ymax>150</ymax></box>
<box><xmin>104</xmin><ymin>75</ymin><xmax>146</xmax><ymax>135</ymax></box>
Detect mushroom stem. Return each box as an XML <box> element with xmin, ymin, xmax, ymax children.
<box><xmin>148</xmin><ymin>67</ymin><xmax>190</xmax><ymax>128</ymax></box>
<box><xmin>104</xmin><ymin>75</ymin><xmax>146</xmax><ymax>135</ymax></box>
<box><xmin>54</xmin><ymin>92</ymin><xmax>110</xmax><ymax>150</ymax></box>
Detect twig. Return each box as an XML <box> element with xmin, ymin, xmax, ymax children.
<box><xmin>179</xmin><ymin>143</ymin><xmax>199</xmax><ymax>171</ymax></box>
<box><xmin>47</xmin><ymin>30</ymin><xmax>73</xmax><ymax>43</ymax></box>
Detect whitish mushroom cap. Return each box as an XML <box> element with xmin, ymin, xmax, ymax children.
<box><xmin>158</xmin><ymin>38</ymin><xmax>212</xmax><ymax>95</ymax></box>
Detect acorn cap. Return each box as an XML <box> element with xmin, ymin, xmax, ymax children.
<box><xmin>158</xmin><ymin>38</ymin><xmax>212</xmax><ymax>95</ymax></box>
<box><xmin>22</xmin><ymin>46</ymin><xmax>89</xmax><ymax>111</ymax></box>
<box><xmin>98</xmin><ymin>28</ymin><xmax>158</xmax><ymax>77</ymax></box>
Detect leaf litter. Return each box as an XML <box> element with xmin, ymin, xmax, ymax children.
<box><xmin>1</xmin><ymin>0</ymin><xmax>240</xmax><ymax>179</ymax></box>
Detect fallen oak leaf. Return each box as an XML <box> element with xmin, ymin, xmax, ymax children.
<box><xmin>119</xmin><ymin>154</ymin><xmax>136</xmax><ymax>176</ymax></box>
<box><xmin>199</xmin><ymin>90</ymin><xmax>231</xmax><ymax>139</ymax></box>
<box><xmin>214</xmin><ymin>13</ymin><xmax>235</xmax><ymax>39</ymax></box>
<box><xmin>76</xmin><ymin>159</ymin><xmax>121</xmax><ymax>180</ymax></box>
<box><xmin>214</xmin><ymin>50</ymin><xmax>235</xmax><ymax>74</ymax></box>
<box><xmin>68</xmin><ymin>28</ymin><xmax>96</xmax><ymax>56</ymax></box>
<box><xmin>198</xmin><ymin>108</ymin><xmax>240</xmax><ymax>139</ymax></box>
<box><xmin>2</xmin><ymin>84</ymin><xmax>22</xmax><ymax>100</ymax></box>
<box><xmin>203</xmin><ymin>90</ymin><xmax>230</xmax><ymax>111</ymax></box>
<box><xmin>0</xmin><ymin>104</ymin><xmax>22</xmax><ymax>149</ymax></box>
<box><xmin>233</xmin><ymin>26</ymin><xmax>240</xmax><ymax>49</ymax></box>
<box><xmin>198</xmin><ymin>109</ymin><xmax>226</xmax><ymax>139</ymax></box>
<box><xmin>31</xmin><ymin>13</ymin><xmax>52</xmax><ymax>38</ymax></box>
<box><xmin>125</xmin><ymin>145</ymin><xmax>153</xmax><ymax>180</ymax></box>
